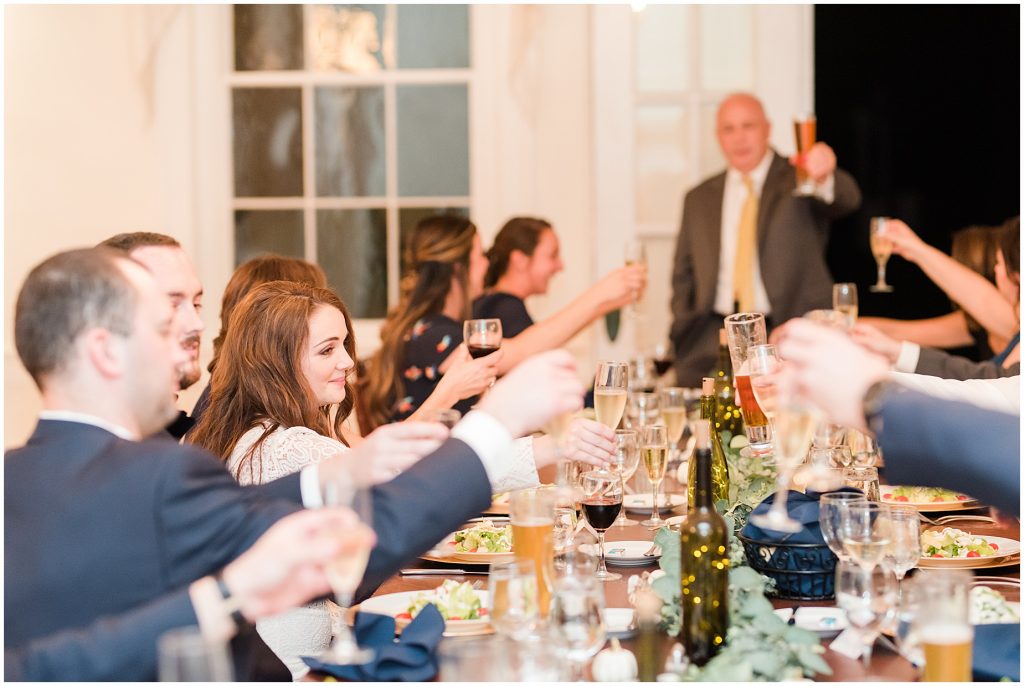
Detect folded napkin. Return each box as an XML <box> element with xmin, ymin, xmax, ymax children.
<box><xmin>302</xmin><ymin>603</ymin><xmax>445</xmax><ymax>682</ymax></box>
<box><xmin>741</xmin><ymin>487</ymin><xmax>862</xmax><ymax>544</ymax></box>
<box><xmin>972</xmin><ymin>623</ymin><xmax>1020</xmax><ymax>682</ymax></box>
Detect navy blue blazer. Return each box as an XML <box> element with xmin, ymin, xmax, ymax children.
<box><xmin>876</xmin><ymin>390</ymin><xmax>1020</xmax><ymax>515</ymax></box>
<box><xmin>5</xmin><ymin>419</ymin><xmax>492</xmax><ymax>654</ymax></box>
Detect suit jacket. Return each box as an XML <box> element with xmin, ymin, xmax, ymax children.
<box><xmin>875</xmin><ymin>389</ymin><xmax>1020</xmax><ymax>515</ymax></box>
<box><xmin>915</xmin><ymin>345</ymin><xmax>1021</xmax><ymax>380</ymax></box>
<box><xmin>5</xmin><ymin>419</ymin><xmax>492</xmax><ymax>663</ymax></box>
<box><xmin>670</xmin><ymin>151</ymin><xmax>862</xmax><ymax>384</ymax></box>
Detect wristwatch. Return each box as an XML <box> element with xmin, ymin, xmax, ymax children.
<box><xmin>214</xmin><ymin>573</ymin><xmax>249</xmax><ymax>632</ymax></box>
<box><xmin>861</xmin><ymin>379</ymin><xmax>900</xmax><ymax>434</ymax></box>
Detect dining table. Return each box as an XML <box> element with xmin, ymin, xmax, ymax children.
<box><xmin>315</xmin><ymin>469</ymin><xmax>1020</xmax><ymax>682</ymax></box>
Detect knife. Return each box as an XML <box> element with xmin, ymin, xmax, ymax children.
<box><xmin>400</xmin><ymin>568</ymin><xmax>488</xmax><ymax>576</ymax></box>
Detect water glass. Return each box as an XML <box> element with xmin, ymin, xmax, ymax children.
<box><xmin>549</xmin><ymin>577</ymin><xmax>607</xmax><ymax>681</ymax></box>
<box><xmin>846</xmin><ymin>429</ymin><xmax>880</xmax><ymax>467</ymax></box>
<box><xmin>489</xmin><ymin>559</ymin><xmax>540</xmax><ymax>641</ymax></box>
<box><xmin>629</xmin><ymin>354</ymin><xmax>659</xmax><ymax>393</ymax></box>
<box><xmin>842</xmin><ymin>500</ymin><xmax>893</xmax><ymax>571</ymax></box>
<box><xmin>914</xmin><ymin>570</ymin><xmax>973</xmax><ymax>682</ymax></box>
<box><xmin>811</xmin><ymin>446</ymin><xmax>854</xmax><ymax>469</ymax></box>
<box><xmin>835</xmin><ymin>560</ymin><xmax>899</xmax><ymax>668</ymax></box>
<box><xmin>157</xmin><ymin>627</ymin><xmax>233</xmax><ymax>681</ymax></box>
<box><xmin>813</xmin><ymin>422</ymin><xmax>848</xmax><ymax>448</ymax></box>
<box><xmin>884</xmin><ymin>506</ymin><xmax>921</xmax><ymax>585</ymax></box>
<box><xmin>818</xmin><ymin>491</ymin><xmax>867</xmax><ymax>562</ymax></box>
<box><xmin>553</xmin><ymin>506</ymin><xmax>578</xmax><ymax>554</ymax></box>
<box><xmin>843</xmin><ymin>466</ymin><xmax>881</xmax><ymax>501</ymax></box>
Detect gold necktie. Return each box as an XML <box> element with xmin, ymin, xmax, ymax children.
<box><xmin>733</xmin><ymin>175</ymin><xmax>759</xmax><ymax>313</ymax></box>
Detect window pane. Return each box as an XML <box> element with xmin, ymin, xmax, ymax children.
<box><xmin>699</xmin><ymin>101</ymin><xmax>726</xmax><ymax>178</ymax></box>
<box><xmin>635</xmin><ymin>4</ymin><xmax>690</xmax><ymax>92</ymax></box>
<box><xmin>634</xmin><ymin>105</ymin><xmax>690</xmax><ymax>225</ymax></box>
<box><xmin>398</xmin><ymin>207</ymin><xmax>470</xmax><ymax>268</ymax></box>
<box><xmin>233</xmin><ymin>88</ymin><xmax>304</xmax><ymax>197</ymax></box>
<box><xmin>315</xmin><ymin>87</ymin><xmax>385</xmax><ymax>197</ymax></box>
<box><xmin>396</xmin><ymin>85</ymin><xmax>469</xmax><ymax>197</ymax></box>
<box><xmin>317</xmin><ymin>209</ymin><xmax>388</xmax><ymax>318</ymax></box>
<box><xmin>234</xmin><ymin>210</ymin><xmax>305</xmax><ymax>266</ymax></box>
<box><xmin>397</xmin><ymin>5</ymin><xmax>469</xmax><ymax>69</ymax></box>
<box><xmin>309</xmin><ymin>5</ymin><xmax>387</xmax><ymax>73</ymax></box>
<box><xmin>699</xmin><ymin>5</ymin><xmax>754</xmax><ymax>91</ymax></box>
<box><xmin>234</xmin><ymin>5</ymin><xmax>304</xmax><ymax>71</ymax></box>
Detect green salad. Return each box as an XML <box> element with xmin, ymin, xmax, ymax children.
<box><xmin>453</xmin><ymin>520</ymin><xmax>512</xmax><ymax>553</ymax></box>
<box><xmin>403</xmin><ymin>580</ymin><xmax>484</xmax><ymax>621</ymax></box>
<box><xmin>883</xmin><ymin>485</ymin><xmax>971</xmax><ymax>503</ymax></box>
<box><xmin>921</xmin><ymin>527</ymin><xmax>998</xmax><ymax>558</ymax></box>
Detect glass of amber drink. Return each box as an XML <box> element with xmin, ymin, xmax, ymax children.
<box><xmin>724</xmin><ymin>312</ymin><xmax>771</xmax><ymax>453</ymax></box>
<box><xmin>914</xmin><ymin>570</ymin><xmax>973</xmax><ymax>682</ymax></box>
<box><xmin>510</xmin><ymin>488</ymin><xmax>557</xmax><ymax>620</ymax></box>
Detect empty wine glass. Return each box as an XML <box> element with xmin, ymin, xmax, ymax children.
<box><xmin>843</xmin><ymin>465</ymin><xmax>881</xmax><ymax>501</ymax></box>
<box><xmin>842</xmin><ymin>501</ymin><xmax>893</xmax><ymax>572</ymax></box>
<box><xmin>813</xmin><ymin>422</ymin><xmax>848</xmax><ymax>449</ymax></box>
<box><xmin>832</xmin><ymin>283</ymin><xmax>858</xmax><ymax>329</ymax></box>
<box><xmin>579</xmin><ymin>470</ymin><xmax>623</xmax><ymax>581</ymax></box>
<box><xmin>835</xmin><ymin>560</ymin><xmax>899</xmax><ymax>668</ymax></box>
<box><xmin>594</xmin><ymin>361</ymin><xmax>629</xmax><ymax>429</ymax></box>
<box><xmin>870</xmin><ymin>217</ymin><xmax>895</xmax><ymax>293</ymax></box>
<box><xmin>549</xmin><ymin>577</ymin><xmax>607</xmax><ymax>681</ymax></box>
<box><xmin>819</xmin><ymin>491</ymin><xmax>867</xmax><ymax>563</ymax></box>
<box><xmin>810</xmin><ymin>446</ymin><xmax>854</xmax><ymax>470</ymax></box>
<box><xmin>625</xmin><ymin>391</ymin><xmax>660</xmax><ymax>430</ymax></box>
<box><xmin>610</xmin><ymin>429</ymin><xmax>640</xmax><ymax>528</ymax></box>
<box><xmin>639</xmin><ymin>424</ymin><xmax>669</xmax><ymax>529</ymax></box>
<box><xmin>319</xmin><ymin>475</ymin><xmax>375</xmax><ymax>665</ymax></box>
<box><xmin>884</xmin><ymin>506</ymin><xmax>921</xmax><ymax>597</ymax></box>
<box><xmin>552</xmin><ymin>506</ymin><xmax>578</xmax><ymax>555</ymax></box>
<box><xmin>629</xmin><ymin>354</ymin><xmax>658</xmax><ymax>393</ymax></box>
<box><xmin>489</xmin><ymin>559</ymin><xmax>540</xmax><ymax>641</ymax></box>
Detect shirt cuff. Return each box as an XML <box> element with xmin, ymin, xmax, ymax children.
<box><xmin>894</xmin><ymin>341</ymin><xmax>921</xmax><ymax>373</ymax></box>
<box><xmin>299</xmin><ymin>464</ymin><xmax>323</xmax><ymax>508</ymax></box>
<box><xmin>814</xmin><ymin>173</ymin><xmax>836</xmax><ymax>204</ymax></box>
<box><xmin>450</xmin><ymin>410</ymin><xmax>514</xmax><ymax>487</ymax></box>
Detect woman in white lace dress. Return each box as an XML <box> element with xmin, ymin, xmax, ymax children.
<box><xmin>189</xmin><ymin>280</ymin><xmax>616</xmax><ymax>677</ymax></box>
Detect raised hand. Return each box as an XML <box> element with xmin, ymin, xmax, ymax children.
<box><xmin>436</xmin><ymin>343</ymin><xmax>502</xmax><ymax>400</ymax></box>
<box><xmin>322</xmin><ymin>421</ymin><xmax>450</xmax><ymax>486</ymax></box>
<box><xmin>476</xmin><ymin>349</ymin><xmax>584</xmax><ymax>438</ymax></box>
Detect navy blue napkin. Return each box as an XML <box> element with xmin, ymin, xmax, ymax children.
<box><xmin>741</xmin><ymin>487</ymin><xmax>862</xmax><ymax>544</ymax></box>
<box><xmin>302</xmin><ymin>603</ymin><xmax>445</xmax><ymax>682</ymax></box>
<box><xmin>972</xmin><ymin>623</ymin><xmax>1020</xmax><ymax>682</ymax></box>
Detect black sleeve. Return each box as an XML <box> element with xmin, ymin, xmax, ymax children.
<box><xmin>476</xmin><ymin>295</ymin><xmax>534</xmax><ymax>339</ymax></box>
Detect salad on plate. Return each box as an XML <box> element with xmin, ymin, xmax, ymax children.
<box><xmin>882</xmin><ymin>485</ymin><xmax>973</xmax><ymax>503</ymax></box>
<box><xmin>970</xmin><ymin>586</ymin><xmax>1021</xmax><ymax>624</ymax></box>
<box><xmin>921</xmin><ymin>527</ymin><xmax>999</xmax><ymax>558</ymax></box>
<box><xmin>452</xmin><ymin>520</ymin><xmax>513</xmax><ymax>554</ymax></box>
<box><xmin>396</xmin><ymin>580</ymin><xmax>487</xmax><ymax>621</ymax></box>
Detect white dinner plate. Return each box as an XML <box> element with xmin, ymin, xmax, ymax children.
<box><xmin>919</xmin><ymin>535</ymin><xmax>1021</xmax><ymax>569</ymax></box>
<box><xmin>773</xmin><ymin>607</ymin><xmax>848</xmax><ymax>638</ymax></box>
<box><xmin>358</xmin><ymin>589</ymin><xmax>491</xmax><ymax>637</ymax></box>
<box><xmin>579</xmin><ymin>540</ymin><xmax>660</xmax><ymax>566</ymax></box>
<box><xmin>879</xmin><ymin>485</ymin><xmax>979</xmax><ymax>511</ymax></box>
<box><xmin>623</xmin><ymin>493</ymin><xmax>686</xmax><ymax>514</ymax></box>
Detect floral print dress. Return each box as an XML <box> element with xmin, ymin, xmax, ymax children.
<box><xmin>391</xmin><ymin>313</ymin><xmax>475</xmax><ymax>422</ymax></box>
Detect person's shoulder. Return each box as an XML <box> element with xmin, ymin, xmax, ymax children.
<box><xmin>406</xmin><ymin>314</ymin><xmax>459</xmax><ymax>355</ymax></box>
<box><xmin>475</xmin><ymin>292</ymin><xmax>526</xmax><ymax>314</ymax></box>
<box><xmin>685</xmin><ymin>169</ymin><xmax>727</xmax><ymax>199</ymax></box>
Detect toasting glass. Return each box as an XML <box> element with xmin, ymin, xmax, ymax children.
<box><xmin>832</xmin><ymin>283</ymin><xmax>858</xmax><ymax>329</ymax></box>
<box><xmin>870</xmin><ymin>217</ymin><xmax>895</xmax><ymax>293</ymax></box>
<box><xmin>792</xmin><ymin>113</ymin><xmax>817</xmax><ymax>196</ymax></box>
<box><xmin>579</xmin><ymin>470</ymin><xmax>623</xmax><ymax>581</ymax></box>
<box><xmin>639</xmin><ymin>424</ymin><xmax>669</xmax><ymax>529</ymax></box>
<box><xmin>594</xmin><ymin>361</ymin><xmax>629</xmax><ymax>429</ymax></box>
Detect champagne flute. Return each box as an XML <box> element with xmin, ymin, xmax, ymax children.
<box><xmin>610</xmin><ymin>429</ymin><xmax>640</xmax><ymax>528</ymax></box>
<box><xmin>792</xmin><ymin>112</ymin><xmax>817</xmax><ymax>196</ymax></box>
<box><xmin>818</xmin><ymin>491</ymin><xmax>867</xmax><ymax>563</ymax></box>
<box><xmin>639</xmin><ymin>424</ymin><xmax>669</xmax><ymax>529</ymax></box>
<box><xmin>832</xmin><ymin>283</ymin><xmax>858</xmax><ymax>329</ymax></box>
<box><xmin>659</xmin><ymin>387</ymin><xmax>688</xmax><ymax>468</ymax></box>
<box><xmin>549</xmin><ymin>577</ymin><xmax>607</xmax><ymax>682</ymax></box>
<box><xmin>747</xmin><ymin>344</ymin><xmax>817</xmax><ymax>533</ymax></box>
<box><xmin>319</xmin><ymin>475</ymin><xmax>375</xmax><ymax>665</ymax></box>
<box><xmin>625</xmin><ymin>391</ymin><xmax>659</xmax><ymax>431</ymax></box>
<box><xmin>804</xmin><ymin>308</ymin><xmax>849</xmax><ymax>329</ymax></box>
<box><xmin>842</xmin><ymin>501</ymin><xmax>893</xmax><ymax>572</ymax></box>
<box><xmin>580</xmin><ymin>470</ymin><xmax>623</xmax><ymax>581</ymax></box>
<box><xmin>488</xmin><ymin>559</ymin><xmax>539</xmax><ymax>641</ymax></box>
<box><xmin>835</xmin><ymin>560</ymin><xmax>899</xmax><ymax>668</ymax></box>
<box><xmin>624</xmin><ymin>239</ymin><xmax>647</xmax><ymax>315</ymax></box>
<box><xmin>594</xmin><ymin>361</ymin><xmax>629</xmax><ymax>429</ymax></box>
<box><xmin>884</xmin><ymin>506</ymin><xmax>921</xmax><ymax>597</ymax></box>
<box><xmin>870</xmin><ymin>217</ymin><xmax>895</xmax><ymax>293</ymax></box>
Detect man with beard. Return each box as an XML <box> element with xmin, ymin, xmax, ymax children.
<box><xmin>99</xmin><ymin>232</ymin><xmax>204</xmax><ymax>439</ymax></box>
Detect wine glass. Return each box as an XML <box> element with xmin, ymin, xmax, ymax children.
<box><xmin>747</xmin><ymin>344</ymin><xmax>818</xmax><ymax>533</ymax></box>
<box><xmin>818</xmin><ymin>491</ymin><xmax>867</xmax><ymax>562</ymax></box>
<box><xmin>488</xmin><ymin>559</ymin><xmax>539</xmax><ymax>641</ymax></box>
<box><xmin>579</xmin><ymin>470</ymin><xmax>623</xmax><ymax>581</ymax></box>
<box><xmin>870</xmin><ymin>217</ymin><xmax>895</xmax><ymax>293</ymax></box>
<box><xmin>552</xmin><ymin>506</ymin><xmax>578</xmax><ymax>556</ymax></box>
<box><xmin>652</xmin><ymin>341</ymin><xmax>673</xmax><ymax>378</ymax></box>
<box><xmin>883</xmin><ymin>506</ymin><xmax>921</xmax><ymax>597</ymax></box>
<box><xmin>594</xmin><ymin>361</ymin><xmax>629</xmax><ymax>429</ymax></box>
<box><xmin>846</xmin><ymin>429</ymin><xmax>880</xmax><ymax>467</ymax></box>
<box><xmin>549</xmin><ymin>576</ymin><xmax>607</xmax><ymax>681</ymax></box>
<box><xmin>842</xmin><ymin>501</ymin><xmax>893</xmax><ymax>572</ymax></box>
<box><xmin>832</xmin><ymin>283</ymin><xmax>858</xmax><ymax>329</ymax></box>
<box><xmin>610</xmin><ymin>429</ymin><xmax>640</xmax><ymax>528</ymax></box>
<box><xmin>463</xmin><ymin>318</ymin><xmax>503</xmax><ymax>358</ymax></box>
<box><xmin>545</xmin><ymin>411</ymin><xmax>579</xmax><ymax>502</ymax></box>
<box><xmin>659</xmin><ymin>387</ymin><xmax>688</xmax><ymax>468</ymax></box>
<box><xmin>625</xmin><ymin>391</ymin><xmax>659</xmax><ymax>431</ymax></box>
<box><xmin>792</xmin><ymin>113</ymin><xmax>817</xmax><ymax>196</ymax></box>
<box><xmin>639</xmin><ymin>424</ymin><xmax>669</xmax><ymax>529</ymax></box>
<box><xmin>803</xmin><ymin>308</ymin><xmax>849</xmax><ymax>330</ymax></box>
<box><xmin>628</xmin><ymin>354</ymin><xmax>658</xmax><ymax>393</ymax></box>
<box><xmin>843</xmin><ymin>465</ymin><xmax>881</xmax><ymax>501</ymax></box>
<box><xmin>834</xmin><ymin>560</ymin><xmax>899</xmax><ymax>668</ymax></box>
<box><xmin>319</xmin><ymin>475</ymin><xmax>376</xmax><ymax>665</ymax></box>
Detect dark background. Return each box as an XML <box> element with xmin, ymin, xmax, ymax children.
<box><xmin>815</xmin><ymin>4</ymin><xmax>1019</xmax><ymax>345</ymax></box>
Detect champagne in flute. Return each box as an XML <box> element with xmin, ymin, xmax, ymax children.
<box><xmin>870</xmin><ymin>217</ymin><xmax>895</xmax><ymax>293</ymax></box>
<box><xmin>832</xmin><ymin>283</ymin><xmax>858</xmax><ymax>329</ymax></box>
<box><xmin>640</xmin><ymin>425</ymin><xmax>668</xmax><ymax>529</ymax></box>
<box><xmin>792</xmin><ymin>113</ymin><xmax>817</xmax><ymax>196</ymax></box>
<box><xmin>594</xmin><ymin>361</ymin><xmax>629</xmax><ymax>428</ymax></box>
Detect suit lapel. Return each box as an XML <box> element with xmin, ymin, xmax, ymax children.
<box><xmin>701</xmin><ymin>173</ymin><xmax>726</xmax><ymax>299</ymax></box>
<box><xmin>757</xmin><ymin>152</ymin><xmax>791</xmax><ymax>254</ymax></box>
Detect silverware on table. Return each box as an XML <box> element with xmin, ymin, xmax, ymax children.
<box><xmin>400</xmin><ymin>568</ymin><xmax>487</xmax><ymax>576</ymax></box>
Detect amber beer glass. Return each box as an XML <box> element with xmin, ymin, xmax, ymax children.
<box><xmin>724</xmin><ymin>313</ymin><xmax>771</xmax><ymax>453</ymax></box>
<box><xmin>915</xmin><ymin>570</ymin><xmax>973</xmax><ymax>682</ymax></box>
<box><xmin>510</xmin><ymin>487</ymin><xmax>557</xmax><ymax>619</ymax></box>
<box><xmin>793</xmin><ymin>113</ymin><xmax>817</xmax><ymax>196</ymax></box>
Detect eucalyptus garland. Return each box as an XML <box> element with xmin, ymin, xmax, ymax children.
<box><xmin>641</xmin><ymin>431</ymin><xmax>833</xmax><ymax>681</ymax></box>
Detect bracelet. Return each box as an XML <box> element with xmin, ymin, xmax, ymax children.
<box><xmin>214</xmin><ymin>573</ymin><xmax>249</xmax><ymax>631</ymax></box>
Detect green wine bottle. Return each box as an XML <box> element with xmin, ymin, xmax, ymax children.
<box><xmin>710</xmin><ymin>329</ymin><xmax>744</xmax><ymax>438</ymax></box>
<box><xmin>679</xmin><ymin>419</ymin><xmax>730</xmax><ymax>666</ymax></box>
<box><xmin>688</xmin><ymin>378</ymin><xmax>731</xmax><ymax>508</ymax></box>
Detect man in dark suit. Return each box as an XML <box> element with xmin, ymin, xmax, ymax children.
<box><xmin>6</xmin><ymin>248</ymin><xmax>584</xmax><ymax>674</ymax></box>
<box><xmin>670</xmin><ymin>93</ymin><xmax>862</xmax><ymax>385</ymax></box>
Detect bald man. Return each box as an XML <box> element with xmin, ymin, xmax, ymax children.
<box><xmin>669</xmin><ymin>93</ymin><xmax>862</xmax><ymax>385</ymax></box>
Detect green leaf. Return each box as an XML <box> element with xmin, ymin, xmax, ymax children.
<box><xmin>650</xmin><ymin>574</ymin><xmax>679</xmax><ymax>604</ymax></box>
<box><xmin>728</xmin><ymin>565</ymin><xmax>764</xmax><ymax>589</ymax></box>
<box><xmin>797</xmin><ymin>648</ymin><xmax>832</xmax><ymax>675</ymax></box>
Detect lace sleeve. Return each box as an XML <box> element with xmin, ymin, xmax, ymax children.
<box><xmin>253</xmin><ymin>427</ymin><xmax>348</xmax><ymax>485</ymax></box>
<box><xmin>489</xmin><ymin>436</ymin><xmax>540</xmax><ymax>493</ymax></box>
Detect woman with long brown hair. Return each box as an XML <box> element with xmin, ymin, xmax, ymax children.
<box><xmin>358</xmin><ymin>214</ymin><xmax>646</xmax><ymax>432</ymax></box>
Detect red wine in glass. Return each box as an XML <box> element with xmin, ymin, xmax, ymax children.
<box><xmin>582</xmin><ymin>497</ymin><xmax>623</xmax><ymax>532</ymax></box>
<box><xmin>468</xmin><ymin>344</ymin><xmax>500</xmax><ymax>359</ymax></box>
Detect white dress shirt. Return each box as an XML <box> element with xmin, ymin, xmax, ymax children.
<box><xmin>713</xmin><ymin>151</ymin><xmax>837</xmax><ymax>316</ymax></box>
<box><xmin>887</xmin><ymin>371</ymin><xmax>1020</xmax><ymax>415</ymax></box>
